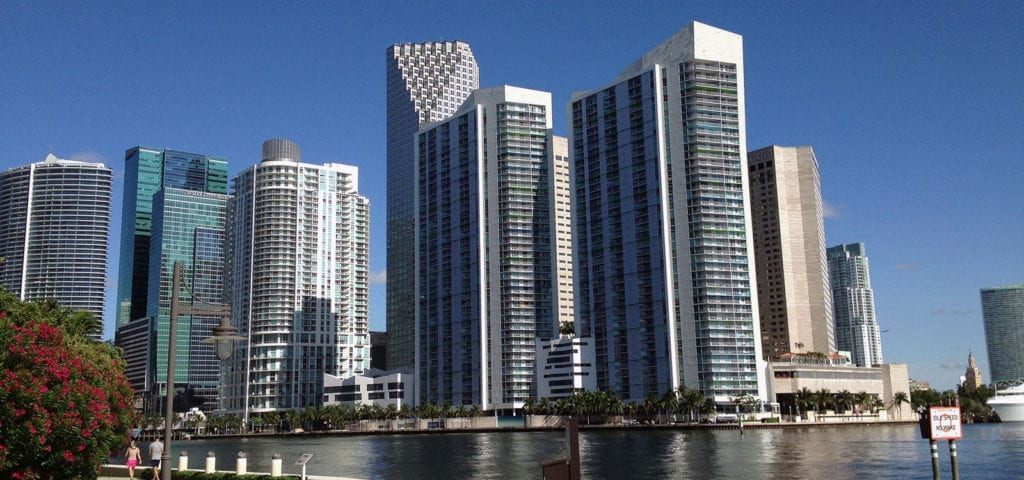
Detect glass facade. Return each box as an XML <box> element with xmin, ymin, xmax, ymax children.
<box><xmin>386</xmin><ymin>41</ymin><xmax>478</xmax><ymax>370</ymax></box>
<box><xmin>114</xmin><ymin>146</ymin><xmax>228</xmax><ymax>411</ymax></box>
<box><xmin>827</xmin><ymin>243</ymin><xmax>883</xmax><ymax>367</ymax></box>
<box><xmin>416</xmin><ymin>87</ymin><xmax>560</xmax><ymax>411</ymax></box>
<box><xmin>0</xmin><ymin>155</ymin><xmax>112</xmax><ymax>340</ymax></box>
<box><xmin>147</xmin><ymin>189</ymin><xmax>229</xmax><ymax>412</ymax></box>
<box><xmin>116</xmin><ymin>147</ymin><xmax>228</xmax><ymax>328</ymax></box>
<box><xmin>981</xmin><ymin>284</ymin><xmax>1024</xmax><ymax>385</ymax></box>
<box><xmin>569</xmin><ymin>23</ymin><xmax>764</xmax><ymax>403</ymax></box>
<box><xmin>222</xmin><ymin>139</ymin><xmax>370</xmax><ymax>417</ymax></box>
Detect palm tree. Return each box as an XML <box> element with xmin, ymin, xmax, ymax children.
<box><xmin>890</xmin><ymin>391</ymin><xmax>910</xmax><ymax>420</ymax></box>
<box><xmin>815</xmin><ymin>388</ymin><xmax>833</xmax><ymax>413</ymax></box>
<box><xmin>794</xmin><ymin>387</ymin><xmax>814</xmax><ymax>419</ymax></box>
<box><xmin>835</xmin><ymin>390</ymin><xmax>855</xmax><ymax>414</ymax></box>
<box><xmin>854</xmin><ymin>391</ymin><xmax>872</xmax><ymax>415</ymax></box>
<box><xmin>523</xmin><ymin>397</ymin><xmax>537</xmax><ymax>416</ymax></box>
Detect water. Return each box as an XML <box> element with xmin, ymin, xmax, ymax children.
<box><xmin>149</xmin><ymin>423</ymin><xmax>1023</xmax><ymax>479</ymax></box>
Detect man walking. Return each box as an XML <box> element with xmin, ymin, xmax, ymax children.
<box><xmin>148</xmin><ymin>435</ymin><xmax>164</xmax><ymax>480</ymax></box>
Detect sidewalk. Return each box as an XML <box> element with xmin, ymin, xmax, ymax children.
<box><xmin>99</xmin><ymin>465</ymin><xmax>362</xmax><ymax>480</ymax></box>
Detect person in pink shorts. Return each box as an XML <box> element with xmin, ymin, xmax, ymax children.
<box><xmin>125</xmin><ymin>439</ymin><xmax>141</xmax><ymax>480</ymax></box>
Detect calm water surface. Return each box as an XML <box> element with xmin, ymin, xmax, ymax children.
<box><xmin>154</xmin><ymin>423</ymin><xmax>1023</xmax><ymax>479</ymax></box>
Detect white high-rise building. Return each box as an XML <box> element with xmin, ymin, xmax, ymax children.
<box><xmin>386</xmin><ymin>41</ymin><xmax>479</xmax><ymax>370</ymax></box>
<box><xmin>0</xmin><ymin>154</ymin><xmax>112</xmax><ymax>340</ymax></box>
<box><xmin>828</xmin><ymin>243</ymin><xmax>883</xmax><ymax>367</ymax></box>
<box><xmin>570</xmin><ymin>22</ymin><xmax>767</xmax><ymax>404</ymax></box>
<box><xmin>415</xmin><ymin>86</ymin><xmax>567</xmax><ymax>411</ymax></box>
<box><xmin>221</xmin><ymin>139</ymin><xmax>370</xmax><ymax>418</ymax></box>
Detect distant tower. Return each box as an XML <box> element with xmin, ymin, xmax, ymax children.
<box><xmin>981</xmin><ymin>284</ymin><xmax>1024</xmax><ymax>385</ymax></box>
<box><xmin>964</xmin><ymin>351</ymin><xmax>983</xmax><ymax>388</ymax></box>
<box><xmin>748</xmin><ymin>145</ymin><xmax>834</xmax><ymax>359</ymax></box>
<box><xmin>0</xmin><ymin>154</ymin><xmax>112</xmax><ymax>340</ymax></box>
<box><xmin>570</xmin><ymin>22</ymin><xmax>766</xmax><ymax>404</ymax></box>
<box><xmin>827</xmin><ymin>243</ymin><xmax>883</xmax><ymax>367</ymax></box>
<box><xmin>386</xmin><ymin>41</ymin><xmax>479</xmax><ymax>370</ymax></box>
<box><xmin>222</xmin><ymin>139</ymin><xmax>370</xmax><ymax>418</ymax></box>
<box><xmin>415</xmin><ymin>86</ymin><xmax>563</xmax><ymax>411</ymax></box>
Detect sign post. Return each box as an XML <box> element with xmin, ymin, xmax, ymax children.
<box><xmin>928</xmin><ymin>406</ymin><xmax>962</xmax><ymax>480</ymax></box>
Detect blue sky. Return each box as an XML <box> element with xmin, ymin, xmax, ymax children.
<box><xmin>1</xmin><ymin>1</ymin><xmax>1021</xmax><ymax>390</ymax></box>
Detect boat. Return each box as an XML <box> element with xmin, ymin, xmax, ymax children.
<box><xmin>988</xmin><ymin>384</ymin><xmax>1024</xmax><ymax>422</ymax></box>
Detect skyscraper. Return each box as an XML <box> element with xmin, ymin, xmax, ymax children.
<box><xmin>748</xmin><ymin>145</ymin><xmax>834</xmax><ymax>359</ymax></box>
<box><xmin>147</xmin><ymin>187</ymin><xmax>231</xmax><ymax>412</ymax></box>
<box><xmin>115</xmin><ymin>147</ymin><xmax>228</xmax><ymax>329</ymax></box>
<box><xmin>981</xmin><ymin>284</ymin><xmax>1024</xmax><ymax>385</ymax></box>
<box><xmin>113</xmin><ymin>146</ymin><xmax>228</xmax><ymax>411</ymax></box>
<box><xmin>415</xmin><ymin>86</ymin><xmax>564</xmax><ymax>411</ymax></box>
<box><xmin>569</xmin><ymin>22</ymin><xmax>766</xmax><ymax>404</ymax></box>
<box><xmin>0</xmin><ymin>154</ymin><xmax>112</xmax><ymax>340</ymax></box>
<box><xmin>827</xmin><ymin>243</ymin><xmax>883</xmax><ymax>367</ymax></box>
<box><xmin>386</xmin><ymin>41</ymin><xmax>478</xmax><ymax>370</ymax></box>
<box><xmin>221</xmin><ymin>139</ymin><xmax>370</xmax><ymax>418</ymax></box>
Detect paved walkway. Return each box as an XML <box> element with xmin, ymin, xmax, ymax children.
<box><xmin>99</xmin><ymin>465</ymin><xmax>361</xmax><ymax>480</ymax></box>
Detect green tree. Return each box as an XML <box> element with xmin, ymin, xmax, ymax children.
<box><xmin>890</xmin><ymin>391</ymin><xmax>910</xmax><ymax>420</ymax></box>
<box><xmin>0</xmin><ymin>305</ymin><xmax>137</xmax><ymax>479</ymax></box>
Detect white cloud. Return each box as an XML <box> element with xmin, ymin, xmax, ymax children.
<box><xmin>822</xmin><ymin>200</ymin><xmax>839</xmax><ymax>218</ymax></box>
<box><xmin>369</xmin><ymin>270</ymin><xmax>386</xmax><ymax>285</ymax></box>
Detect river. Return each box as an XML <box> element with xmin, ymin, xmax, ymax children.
<box><xmin>145</xmin><ymin>423</ymin><xmax>1022</xmax><ymax>479</ymax></box>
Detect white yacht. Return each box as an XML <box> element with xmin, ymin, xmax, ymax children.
<box><xmin>988</xmin><ymin>384</ymin><xmax>1024</xmax><ymax>422</ymax></box>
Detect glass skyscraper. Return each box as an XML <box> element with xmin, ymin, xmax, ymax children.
<box><xmin>569</xmin><ymin>22</ymin><xmax>766</xmax><ymax>404</ymax></box>
<box><xmin>386</xmin><ymin>41</ymin><xmax>478</xmax><ymax>370</ymax></box>
<box><xmin>115</xmin><ymin>147</ymin><xmax>228</xmax><ymax>328</ymax></box>
<box><xmin>113</xmin><ymin>146</ymin><xmax>228</xmax><ymax>411</ymax></box>
<box><xmin>827</xmin><ymin>243</ymin><xmax>883</xmax><ymax>367</ymax></box>
<box><xmin>415</xmin><ymin>86</ymin><xmax>565</xmax><ymax>411</ymax></box>
<box><xmin>0</xmin><ymin>154</ymin><xmax>112</xmax><ymax>340</ymax></box>
<box><xmin>221</xmin><ymin>139</ymin><xmax>370</xmax><ymax>418</ymax></box>
<box><xmin>981</xmin><ymin>284</ymin><xmax>1024</xmax><ymax>385</ymax></box>
<box><xmin>147</xmin><ymin>187</ymin><xmax>230</xmax><ymax>412</ymax></box>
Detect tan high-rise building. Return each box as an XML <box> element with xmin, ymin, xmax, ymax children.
<box><xmin>551</xmin><ymin>136</ymin><xmax>575</xmax><ymax>333</ymax></box>
<box><xmin>964</xmin><ymin>351</ymin><xmax>983</xmax><ymax>388</ymax></box>
<box><xmin>748</xmin><ymin>145</ymin><xmax>834</xmax><ymax>359</ymax></box>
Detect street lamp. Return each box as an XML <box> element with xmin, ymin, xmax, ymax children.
<box><xmin>162</xmin><ymin>261</ymin><xmax>243</xmax><ymax>480</ymax></box>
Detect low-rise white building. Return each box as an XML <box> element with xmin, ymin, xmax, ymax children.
<box><xmin>536</xmin><ymin>337</ymin><xmax>596</xmax><ymax>400</ymax></box>
<box><xmin>323</xmin><ymin>369</ymin><xmax>415</xmax><ymax>409</ymax></box>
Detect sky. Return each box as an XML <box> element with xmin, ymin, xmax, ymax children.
<box><xmin>1</xmin><ymin>1</ymin><xmax>1021</xmax><ymax>390</ymax></box>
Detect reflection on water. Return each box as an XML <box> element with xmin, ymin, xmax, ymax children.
<box><xmin>152</xmin><ymin>423</ymin><xmax>1023</xmax><ymax>479</ymax></box>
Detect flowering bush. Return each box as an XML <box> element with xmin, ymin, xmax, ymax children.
<box><xmin>0</xmin><ymin>313</ymin><xmax>137</xmax><ymax>479</ymax></box>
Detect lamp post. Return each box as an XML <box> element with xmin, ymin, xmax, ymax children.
<box><xmin>162</xmin><ymin>262</ymin><xmax>242</xmax><ymax>480</ymax></box>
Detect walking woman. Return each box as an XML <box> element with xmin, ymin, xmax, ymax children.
<box><xmin>125</xmin><ymin>439</ymin><xmax>141</xmax><ymax>480</ymax></box>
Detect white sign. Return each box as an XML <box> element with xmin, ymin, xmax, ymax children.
<box><xmin>929</xmin><ymin>406</ymin><xmax>962</xmax><ymax>440</ymax></box>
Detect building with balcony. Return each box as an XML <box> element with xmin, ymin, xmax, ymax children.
<box><xmin>828</xmin><ymin>243</ymin><xmax>883</xmax><ymax>367</ymax></box>
<box><xmin>221</xmin><ymin>139</ymin><xmax>370</xmax><ymax>418</ymax></box>
<box><xmin>415</xmin><ymin>86</ymin><xmax>566</xmax><ymax>412</ymax></box>
<box><xmin>0</xmin><ymin>154</ymin><xmax>112</xmax><ymax>340</ymax></box>
<box><xmin>569</xmin><ymin>22</ymin><xmax>766</xmax><ymax>405</ymax></box>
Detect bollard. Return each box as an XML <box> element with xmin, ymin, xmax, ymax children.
<box><xmin>236</xmin><ymin>451</ymin><xmax>247</xmax><ymax>475</ymax></box>
<box><xmin>205</xmin><ymin>451</ymin><xmax>216</xmax><ymax>473</ymax></box>
<box><xmin>271</xmin><ymin>452</ymin><xmax>282</xmax><ymax>477</ymax></box>
<box><xmin>179</xmin><ymin>450</ymin><xmax>188</xmax><ymax>472</ymax></box>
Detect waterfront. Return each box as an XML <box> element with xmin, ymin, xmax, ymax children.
<box><xmin>145</xmin><ymin>423</ymin><xmax>1023</xmax><ymax>479</ymax></box>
